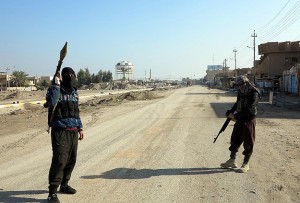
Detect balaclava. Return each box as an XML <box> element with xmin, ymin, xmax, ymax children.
<box><xmin>61</xmin><ymin>67</ymin><xmax>76</xmax><ymax>93</ymax></box>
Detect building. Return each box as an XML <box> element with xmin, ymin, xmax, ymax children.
<box><xmin>206</xmin><ymin>65</ymin><xmax>232</xmax><ymax>86</ymax></box>
<box><xmin>0</xmin><ymin>72</ymin><xmax>8</xmax><ymax>91</ymax></box>
<box><xmin>254</xmin><ymin>41</ymin><xmax>300</xmax><ymax>94</ymax></box>
<box><xmin>115</xmin><ymin>60</ymin><xmax>134</xmax><ymax>81</ymax></box>
<box><xmin>282</xmin><ymin>64</ymin><xmax>300</xmax><ymax>94</ymax></box>
<box><xmin>206</xmin><ymin>65</ymin><xmax>225</xmax><ymax>83</ymax></box>
<box><xmin>256</xmin><ymin>41</ymin><xmax>300</xmax><ymax>78</ymax></box>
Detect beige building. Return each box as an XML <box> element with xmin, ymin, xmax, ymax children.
<box><xmin>256</xmin><ymin>41</ymin><xmax>300</xmax><ymax>78</ymax></box>
<box><xmin>206</xmin><ymin>67</ymin><xmax>230</xmax><ymax>84</ymax></box>
<box><xmin>0</xmin><ymin>72</ymin><xmax>7</xmax><ymax>91</ymax></box>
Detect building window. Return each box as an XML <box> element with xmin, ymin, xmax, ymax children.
<box><xmin>285</xmin><ymin>57</ymin><xmax>298</xmax><ymax>65</ymax></box>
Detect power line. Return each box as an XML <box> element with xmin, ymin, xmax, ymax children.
<box><xmin>256</xmin><ymin>0</ymin><xmax>292</xmax><ymax>32</ymax></box>
<box><xmin>258</xmin><ymin>0</ymin><xmax>300</xmax><ymax>42</ymax></box>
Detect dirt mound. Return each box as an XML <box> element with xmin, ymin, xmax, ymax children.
<box><xmin>81</xmin><ymin>82</ymin><xmax>141</xmax><ymax>90</ymax></box>
<box><xmin>116</xmin><ymin>90</ymin><xmax>162</xmax><ymax>101</ymax></box>
<box><xmin>0</xmin><ymin>90</ymin><xmax>46</xmax><ymax>102</ymax></box>
<box><xmin>80</xmin><ymin>90</ymin><xmax>163</xmax><ymax>109</ymax></box>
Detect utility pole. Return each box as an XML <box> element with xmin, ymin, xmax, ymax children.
<box><xmin>251</xmin><ymin>30</ymin><xmax>257</xmax><ymax>83</ymax></box>
<box><xmin>5</xmin><ymin>67</ymin><xmax>10</xmax><ymax>90</ymax></box>
<box><xmin>224</xmin><ymin>59</ymin><xmax>227</xmax><ymax>76</ymax></box>
<box><xmin>233</xmin><ymin>48</ymin><xmax>237</xmax><ymax>77</ymax></box>
<box><xmin>223</xmin><ymin>59</ymin><xmax>227</xmax><ymax>88</ymax></box>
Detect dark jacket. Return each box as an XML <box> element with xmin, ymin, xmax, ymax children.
<box><xmin>46</xmin><ymin>85</ymin><xmax>83</xmax><ymax>129</ymax></box>
<box><xmin>230</xmin><ymin>83</ymin><xmax>259</xmax><ymax>122</ymax></box>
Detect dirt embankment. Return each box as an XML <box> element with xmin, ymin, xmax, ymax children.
<box><xmin>0</xmin><ymin>88</ymin><xmax>170</xmax><ymax>138</ymax></box>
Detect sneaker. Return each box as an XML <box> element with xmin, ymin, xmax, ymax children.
<box><xmin>60</xmin><ymin>185</ymin><xmax>77</xmax><ymax>194</ymax></box>
<box><xmin>237</xmin><ymin>163</ymin><xmax>250</xmax><ymax>173</ymax></box>
<box><xmin>220</xmin><ymin>158</ymin><xmax>238</xmax><ymax>168</ymax></box>
<box><xmin>47</xmin><ymin>193</ymin><xmax>60</xmax><ymax>203</ymax></box>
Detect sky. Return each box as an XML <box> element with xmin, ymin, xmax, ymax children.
<box><xmin>1</xmin><ymin>0</ymin><xmax>300</xmax><ymax>80</ymax></box>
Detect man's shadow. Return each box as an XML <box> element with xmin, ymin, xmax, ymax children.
<box><xmin>0</xmin><ymin>189</ymin><xmax>47</xmax><ymax>203</ymax></box>
<box><xmin>81</xmin><ymin>167</ymin><xmax>232</xmax><ymax>180</ymax></box>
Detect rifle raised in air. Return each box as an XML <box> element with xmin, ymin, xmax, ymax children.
<box><xmin>213</xmin><ymin>118</ymin><xmax>231</xmax><ymax>143</ymax></box>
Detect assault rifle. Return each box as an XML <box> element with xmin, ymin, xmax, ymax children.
<box><xmin>213</xmin><ymin>117</ymin><xmax>231</xmax><ymax>143</ymax></box>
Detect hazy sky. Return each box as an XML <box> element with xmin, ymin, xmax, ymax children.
<box><xmin>1</xmin><ymin>0</ymin><xmax>300</xmax><ymax>79</ymax></box>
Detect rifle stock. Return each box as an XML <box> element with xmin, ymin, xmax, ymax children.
<box><xmin>213</xmin><ymin>118</ymin><xmax>231</xmax><ymax>143</ymax></box>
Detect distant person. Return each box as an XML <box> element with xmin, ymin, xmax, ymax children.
<box><xmin>45</xmin><ymin>67</ymin><xmax>84</xmax><ymax>203</ymax></box>
<box><xmin>220</xmin><ymin>75</ymin><xmax>259</xmax><ymax>173</ymax></box>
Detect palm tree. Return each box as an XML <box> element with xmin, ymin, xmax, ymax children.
<box><xmin>10</xmin><ymin>71</ymin><xmax>29</xmax><ymax>87</ymax></box>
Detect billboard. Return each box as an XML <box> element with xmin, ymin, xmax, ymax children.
<box><xmin>207</xmin><ymin>65</ymin><xmax>223</xmax><ymax>70</ymax></box>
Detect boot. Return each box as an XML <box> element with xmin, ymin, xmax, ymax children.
<box><xmin>47</xmin><ymin>193</ymin><xmax>60</xmax><ymax>203</ymax></box>
<box><xmin>220</xmin><ymin>151</ymin><xmax>238</xmax><ymax>168</ymax></box>
<box><xmin>60</xmin><ymin>185</ymin><xmax>77</xmax><ymax>194</ymax></box>
<box><xmin>220</xmin><ymin>158</ymin><xmax>238</xmax><ymax>168</ymax></box>
<box><xmin>60</xmin><ymin>180</ymin><xmax>77</xmax><ymax>194</ymax></box>
<box><xmin>237</xmin><ymin>163</ymin><xmax>250</xmax><ymax>173</ymax></box>
<box><xmin>48</xmin><ymin>185</ymin><xmax>58</xmax><ymax>196</ymax></box>
<box><xmin>237</xmin><ymin>155</ymin><xmax>251</xmax><ymax>173</ymax></box>
<box><xmin>48</xmin><ymin>185</ymin><xmax>60</xmax><ymax>203</ymax></box>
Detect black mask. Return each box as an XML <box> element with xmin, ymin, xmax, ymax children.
<box><xmin>61</xmin><ymin>67</ymin><xmax>76</xmax><ymax>93</ymax></box>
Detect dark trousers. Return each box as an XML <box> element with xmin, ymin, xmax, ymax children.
<box><xmin>229</xmin><ymin>118</ymin><xmax>256</xmax><ymax>157</ymax></box>
<box><xmin>48</xmin><ymin>129</ymin><xmax>78</xmax><ymax>192</ymax></box>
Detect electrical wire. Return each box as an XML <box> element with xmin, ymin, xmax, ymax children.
<box><xmin>256</xmin><ymin>0</ymin><xmax>292</xmax><ymax>33</ymax></box>
<box><xmin>259</xmin><ymin>0</ymin><xmax>300</xmax><ymax>42</ymax></box>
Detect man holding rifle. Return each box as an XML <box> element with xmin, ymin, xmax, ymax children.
<box><xmin>220</xmin><ymin>75</ymin><xmax>259</xmax><ymax>173</ymax></box>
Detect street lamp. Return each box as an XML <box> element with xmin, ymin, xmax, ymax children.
<box><xmin>247</xmin><ymin>45</ymin><xmax>256</xmax><ymax>83</ymax></box>
<box><xmin>233</xmin><ymin>48</ymin><xmax>237</xmax><ymax>77</ymax></box>
<box><xmin>223</xmin><ymin>59</ymin><xmax>228</xmax><ymax>88</ymax></box>
<box><xmin>247</xmin><ymin>30</ymin><xmax>257</xmax><ymax>84</ymax></box>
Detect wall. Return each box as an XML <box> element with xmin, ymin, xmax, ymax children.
<box><xmin>257</xmin><ymin>41</ymin><xmax>300</xmax><ymax>78</ymax></box>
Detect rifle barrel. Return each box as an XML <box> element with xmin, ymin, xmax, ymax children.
<box><xmin>213</xmin><ymin>118</ymin><xmax>231</xmax><ymax>143</ymax></box>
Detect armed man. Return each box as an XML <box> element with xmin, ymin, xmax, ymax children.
<box><xmin>220</xmin><ymin>75</ymin><xmax>259</xmax><ymax>173</ymax></box>
<box><xmin>45</xmin><ymin>67</ymin><xmax>84</xmax><ymax>203</ymax></box>
<box><xmin>44</xmin><ymin>42</ymin><xmax>84</xmax><ymax>203</ymax></box>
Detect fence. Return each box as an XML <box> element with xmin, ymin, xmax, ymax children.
<box><xmin>270</xmin><ymin>91</ymin><xmax>300</xmax><ymax>110</ymax></box>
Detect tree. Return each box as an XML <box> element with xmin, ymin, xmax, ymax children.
<box><xmin>10</xmin><ymin>70</ymin><xmax>29</xmax><ymax>87</ymax></box>
<box><xmin>102</xmin><ymin>70</ymin><xmax>113</xmax><ymax>82</ymax></box>
<box><xmin>98</xmin><ymin>70</ymin><xmax>103</xmax><ymax>82</ymax></box>
<box><xmin>36</xmin><ymin>79</ymin><xmax>50</xmax><ymax>90</ymax></box>
<box><xmin>77</xmin><ymin>69</ymin><xmax>86</xmax><ymax>87</ymax></box>
<box><xmin>84</xmin><ymin>68</ymin><xmax>92</xmax><ymax>85</ymax></box>
<box><xmin>77</xmin><ymin>68</ymin><xmax>92</xmax><ymax>87</ymax></box>
<box><xmin>76</xmin><ymin>68</ymin><xmax>113</xmax><ymax>87</ymax></box>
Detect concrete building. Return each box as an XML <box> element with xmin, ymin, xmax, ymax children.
<box><xmin>206</xmin><ymin>65</ymin><xmax>229</xmax><ymax>84</ymax></box>
<box><xmin>256</xmin><ymin>41</ymin><xmax>300</xmax><ymax>78</ymax></box>
<box><xmin>115</xmin><ymin>60</ymin><xmax>134</xmax><ymax>81</ymax></box>
<box><xmin>252</xmin><ymin>41</ymin><xmax>300</xmax><ymax>94</ymax></box>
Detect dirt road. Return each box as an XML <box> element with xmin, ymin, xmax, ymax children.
<box><xmin>0</xmin><ymin>86</ymin><xmax>299</xmax><ymax>202</ymax></box>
